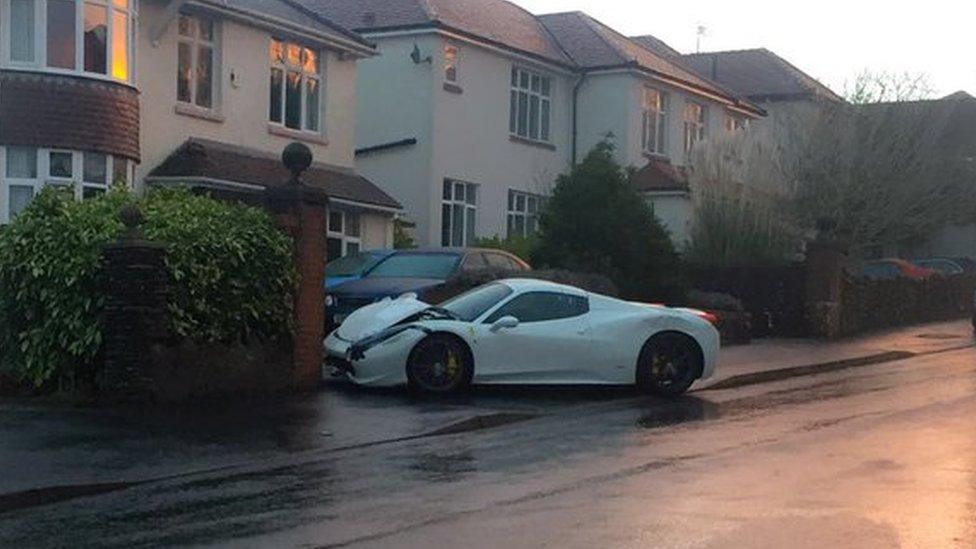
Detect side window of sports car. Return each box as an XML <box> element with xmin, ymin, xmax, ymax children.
<box><xmin>485</xmin><ymin>292</ymin><xmax>588</xmax><ymax>324</ymax></box>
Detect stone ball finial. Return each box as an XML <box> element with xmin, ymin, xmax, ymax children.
<box><xmin>119</xmin><ymin>203</ymin><xmax>145</xmax><ymax>240</ymax></box>
<box><xmin>282</xmin><ymin>142</ymin><xmax>313</xmax><ymax>184</ymax></box>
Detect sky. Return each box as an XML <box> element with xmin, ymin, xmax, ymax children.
<box><xmin>510</xmin><ymin>0</ymin><xmax>976</xmax><ymax>98</ymax></box>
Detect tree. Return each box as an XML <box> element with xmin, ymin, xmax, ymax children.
<box><xmin>534</xmin><ymin>141</ymin><xmax>681</xmax><ymax>301</ymax></box>
<box><xmin>845</xmin><ymin>69</ymin><xmax>936</xmax><ymax>104</ymax></box>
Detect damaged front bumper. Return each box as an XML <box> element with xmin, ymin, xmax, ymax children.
<box><xmin>323</xmin><ymin>325</ymin><xmax>430</xmax><ymax>387</ymax></box>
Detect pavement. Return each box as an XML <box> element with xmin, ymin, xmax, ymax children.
<box><xmin>0</xmin><ymin>320</ymin><xmax>972</xmax><ymax>547</ymax></box>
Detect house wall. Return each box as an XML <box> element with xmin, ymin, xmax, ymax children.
<box><xmin>353</xmin><ymin>34</ymin><xmax>438</xmax><ymax>246</ymax></box>
<box><xmin>136</xmin><ymin>0</ymin><xmax>359</xmax><ymax>190</ymax></box>
<box><xmin>428</xmin><ymin>36</ymin><xmax>573</xmax><ymax>244</ymax></box>
<box><xmin>647</xmin><ymin>192</ymin><xmax>693</xmax><ymax>249</ymax></box>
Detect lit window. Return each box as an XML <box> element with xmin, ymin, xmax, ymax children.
<box><xmin>444</xmin><ymin>44</ymin><xmax>458</xmax><ymax>83</ymax></box>
<box><xmin>269</xmin><ymin>38</ymin><xmax>322</xmax><ymax>132</ymax></box>
<box><xmin>7</xmin><ymin>0</ymin><xmax>134</xmax><ymax>82</ymax></box>
<box><xmin>683</xmin><ymin>102</ymin><xmax>706</xmax><ymax>153</ymax></box>
<box><xmin>177</xmin><ymin>15</ymin><xmax>217</xmax><ymax>109</ymax></box>
<box><xmin>507</xmin><ymin>190</ymin><xmax>544</xmax><ymax>238</ymax></box>
<box><xmin>724</xmin><ymin>114</ymin><xmax>747</xmax><ymax>132</ymax></box>
<box><xmin>509</xmin><ymin>67</ymin><xmax>552</xmax><ymax>143</ymax></box>
<box><xmin>326</xmin><ymin>210</ymin><xmax>362</xmax><ymax>261</ymax></box>
<box><xmin>441</xmin><ymin>179</ymin><xmax>477</xmax><ymax>247</ymax></box>
<box><xmin>641</xmin><ymin>88</ymin><xmax>668</xmax><ymax>155</ymax></box>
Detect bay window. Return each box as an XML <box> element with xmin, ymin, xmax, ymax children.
<box><xmin>441</xmin><ymin>179</ymin><xmax>477</xmax><ymax>247</ymax></box>
<box><xmin>0</xmin><ymin>146</ymin><xmax>129</xmax><ymax>223</ymax></box>
<box><xmin>2</xmin><ymin>0</ymin><xmax>135</xmax><ymax>83</ymax></box>
<box><xmin>509</xmin><ymin>67</ymin><xmax>551</xmax><ymax>143</ymax></box>
<box><xmin>269</xmin><ymin>38</ymin><xmax>322</xmax><ymax>133</ymax></box>
<box><xmin>641</xmin><ymin>88</ymin><xmax>668</xmax><ymax>156</ymax></box>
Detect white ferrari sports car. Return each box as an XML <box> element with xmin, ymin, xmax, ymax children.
<box><xmin>324</xmin><ymin>279</ymin><xmax>720</xmax><ymax>396</ymax></box>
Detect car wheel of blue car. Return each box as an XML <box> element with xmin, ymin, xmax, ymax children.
<box><xmin>406</xmin><ymin>334</ymin><xmax>473</xmax><ymax>394</ymax></box>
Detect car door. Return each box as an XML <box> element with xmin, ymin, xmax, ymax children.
<box><xmin>473</xmin><ymin>291</ymin><xmax>597</xmax><ymax>383</ymax></box>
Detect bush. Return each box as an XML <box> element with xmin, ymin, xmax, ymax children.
<box><xmin>473</xmin><ymin>234</ymin><xmax>540</xmax><ymax>264</ymax></box>
<box><xmin>534</xmin><ymin>141</ymin><xmax>682</xmax><ymax>302</ymax></box>
<box><xmin>0</xmin><ymin>187</ymin><xmax>295</xmax><ymax>388</ymax></box>
<box><xmin>685</xmin><ymin>196</ymin><xmax>799</xmax><ymax>267</ymax></box>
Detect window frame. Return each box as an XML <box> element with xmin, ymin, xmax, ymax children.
<box><xmin>509</xmin><ymin>66</ymin><xmax>552</xmax><ymax>143</ymax></box>
<box><xmin>682</xmin><ymin>101</ymin><xmax>706</xmax><ymax>153</ymax></box>
<box><xmin>641</xmin><ymin>87</ymin><xmax>668</xmax><ymax>156</ymax></box>
<box><xmin>0</xmin><ymin>145</ymin><xmax>129</xmax><ymax>224</ymax></box>
<box><xmin>176</xmin><ymin>13</ymin><xmax>220</xmax><ymax>111</ymax></box>
<box><xmin>0</xmin><ymin>0</ymin><xmax>137</xmax><ymax>84</ymax></box>
<box><xmin>268</xmin><ymin>37</ymin><xmax>324</xmax><ymax>135</ymax></box>
<box><xmin>326</xmin><ymin>209</ymin><xmax>361</xmax><ymax>261</ymax></box>
<box><xmin>507</xmin><ymin>189</ymin><xmax>544</xmax><ymax>239</ymax></box>
<box><xmin>441</xmin><ymin>179</ymin><xmax>477</xmax><ymax>247</ymax></box>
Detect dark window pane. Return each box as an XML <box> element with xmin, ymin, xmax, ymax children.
<box><xmin>327</xmin><ymin>238</ymin><xmax>343</xmax><ymax>262</ymax></box>
<box><xmin>49</xmin><ymin>152</ymin><xmax>73</xmax><ymax>178</ymax></box>
<box><xmin>83</xmin><ymin>186</ymin><xmax>106</xmax><ymax>200</ymax></box>
<box><xmin>441</xmin><ymin>204</ymin><xmax>451</xmax><ymax>246</ymax></box>
<box><xmin>485</xmin><ymin>292</ymin><xmax>588</xmax><ymax>323</ymax></box>
<box><xmin>465</xmin><ymin>208</ymin><xmax>475</xmax><ymax>245</ymax></box>
<box><xmin>47</xmin><ymin>0</ymin><xmax>76</xmax><ymax>69</ymax></box>
<box><xmin>112</xmin><ymin>157</ymin><xmax>127</xmax><ymax>185</ymax></box>
<box><xmin>83</xmin><ymin>152</ymin><xmax>107</xmax><ymax>184</ymax></box>
<box><xmin>177</xmin><ymin>42</ymin><xmax>192</xmax><ymax>103</ymax></box>
<box><xmin>305</xmin><ymin>77</ymin><xmax>320</xmax><ymax>131</ymax></box>
<box><xmin>346</xmin><ymin>242</ymin><xmax>360</xmax><ymax>256</ymax></box>
<box><xmin>451</xmin><ymin>204</ymin><xmax>464</xmax><ymax>246</ymax></box>
<box><xmin>269</xmin><ymin>68</ymin><xmax>283</xmax><ymax>122</ymax></box>
<box><xmin>285</xmin><ymin>71</ymin><xmax>302</xmax><ymax>129</ymax></box>
<box><xmin>517</xmin><ymin>92</ymin><xmax>528</xmax><ymax>137</ymax></box>
<box><xmin>443</xmin><ymin>180</ymin><xmax>452</xmax><ymax>200</ymax></box>
<box><xmin>84</xmin><ymin>4</ymin><xmax>108</xmax><ymax>74</ymax></box>
<box><xmin>195</xmin><ymin>45</ymin><xmax>213</xmax><ymax>108</ymax></box>
<box><xmin>509</xmin><ymin>90</ymin><xmax>518</xmax><ymax>133</ymax></box>
<box><xmin>328</xmin><ymin>210</ymin><xmax>343</xmax><ymax>233</ymax></box>
<box><xmin>6</xmin><ymin>147</ymin><xmax>37</xmax><ymax>178</ymax></box>
<box><xmin>540</xmin><ymin>99</ymin><xmax>550</xmax><ymax>141</ymax></box>
<box><xmin>529</xmin><ymin>95</ymin><xmax>539</xmax><ymax>139</ymax></box>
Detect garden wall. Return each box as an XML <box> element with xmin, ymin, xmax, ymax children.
<box><xmin>839</xmin><ymin>274</ymin><xmax>975</xmax><ymax>337</ymax></box>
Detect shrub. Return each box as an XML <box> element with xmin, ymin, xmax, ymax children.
<box><xmin>0</xmin><ymin>187</ymin><xmax>295</xmax><ymax>388</ymax></box>
<box><xmin>473</xmin><ymin>234</ymin><xmax>540</xmax><ymax>264</ymax></box>
<box><xmin>534</xmin><ymin>141</ymin><xmax>682</xmax><ymax>302</ymax></box>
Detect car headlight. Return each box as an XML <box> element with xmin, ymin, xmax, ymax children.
<box><xmin>325</xmin><ymin>295</ymin><xmax>335</xmax><ymax>307</ymax></box>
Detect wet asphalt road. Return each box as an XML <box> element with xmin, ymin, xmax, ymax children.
<box><xmin>2</xmin><ymin>346</ymin><xmax>975</xmax><ymax>548</ymax></box>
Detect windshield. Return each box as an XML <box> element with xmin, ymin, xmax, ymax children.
<box><xmin>439</xmin><ymin>283</ymin><xmax>514</xmax><ymax>322</ymax></box>
<box><xmin>326</xmin><ymin>251</ymin><xmax>389</xmax><ymax>277</ymax></box>
<box><xmin>367</xmin><ymin>253</ymin><xmax>462</xmax><ymax>279</ymax></box>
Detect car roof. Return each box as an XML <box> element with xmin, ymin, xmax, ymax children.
<box><xmin>497</xmin><ymin>278</ymin><xmax>587</xmax><ymax>295</ymax></box>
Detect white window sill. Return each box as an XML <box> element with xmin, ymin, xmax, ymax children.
<box><xmin>175</xmin><ymin>103</ymin><xmax>225</xmax><ymax>123</ymax></box>
<box><xmin>268</xmin><ymin>124</ymin><xmax>329</xmax><ymax>146</ymax></box>
<box><xmin>509</xmin><ymin>134</ymin><xmax>556</xmax><ymax>151</ymax></box>
<box><xmin>642</xmin><ymin>151</ymin><xmax>671</xmax><ymax>162</ymax></box>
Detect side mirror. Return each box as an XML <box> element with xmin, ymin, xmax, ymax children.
<box><xmin>490</xmin><ymin>315</ymin><xmax>519</xmax><ymax>333</ymax></box>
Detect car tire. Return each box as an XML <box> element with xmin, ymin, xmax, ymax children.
<box><xmin>406</xmin><ymin>334</ymin><xmax>474</xmax><ymax>395</ymax></box>
<box><xmin>636</xmin><ymin>332</ymin><xmax>703</xmax><ymax>397</ymax></box>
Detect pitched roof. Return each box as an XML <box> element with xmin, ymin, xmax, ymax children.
<box><xmin>301</xmin><ymin>0</ymin><xmax>574</xmax><ymax>67</ymax></box>
<box><xmin>681</xmin><ymin>48</ymin><xmax>842</xmax><ymax>103</ymax></box>
<box><xmin>196</xmin><ymin>0</ymin><xmax>373</xmax><ymax>50</ymax></box>
<box><xmin>631</xmin><ymin>157</ymin><xmax>689</xmax><ymax>193</ymax></box>
<box><xmin>629</xmin><ymin>34</ymin><xmax>682</xmax><ymax>60</ymax></box>
<box><xmin>537</xmin><ymin>12</ymin><xmax>762</xmax><ymax>115</ymax></box>
<box><xmin>147</xmin><ymin>139</ymin><xmax>401</xmax><ymax>210</ymax></box>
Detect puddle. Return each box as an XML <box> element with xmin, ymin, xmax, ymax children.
<box><xmin>424</xmin><ymin>412</ymin><xmax>538</xmax><ymax>437</ymax></box>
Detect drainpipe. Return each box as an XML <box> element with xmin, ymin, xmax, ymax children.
<box><xmin>571</xmin><ymin>72</ymin><xmax>587</xmax><ymax>166</ymax></box>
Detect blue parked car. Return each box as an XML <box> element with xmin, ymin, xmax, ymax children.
<box><xmin>325</xmin><ymin>250</ymin><xmax>395</xmax><ymax>290</ymax></box>
<box><xmin>325</xmin><ymin>248</ymin><xmax>530</xmax><ymax>329</ymax></box>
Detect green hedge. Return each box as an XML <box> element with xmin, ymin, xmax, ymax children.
<box><xmin>0</xmin><ymin>187</ymin><xmax>295</xmax><ymax>388</ymax></box>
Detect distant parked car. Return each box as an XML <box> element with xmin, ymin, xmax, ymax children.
<box><xmin>325</xmin><ymin>250</ymin><xmax>395</xmax><ymax>289</ymax></box>
<box><xmin>950</xmin><ymin>257</ymin><xmax>976</xmax><ymax>274</ymax></box>
<box><xmin>913</xmin><ymin>258</ymin><xmax>965</xmax><ymax>277</ymax></box>
<box><xmin>325</xmin><ymin>248</ymin><xmax>530</xmax><ymax>329</ymax></box>
<box><xmin>858</xmin><ymin>259</ymin><xmax>937</xmax><ymax>281</ymax></box>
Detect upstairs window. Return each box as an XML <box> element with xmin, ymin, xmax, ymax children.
<box><xmin>683</xmin><ymin>102</ymin><xmax>706</xmax><ymax>153</ymax></box>
<box><xmin>641</xmin><ymin>88</ymin><xmax>668</xmax><ymax>156</ymax></box>
<box><xmin>269</xmin><ymin>39</ymin><xmax>322</xmax><ymax>133</ymax></box>
<box><xmin>177</xmin><ymin>15</ymin><xmax>218</xmax><ymax>110</ymax></box>
<box><xmin>509</xmin><ymin>67</ymin><xmax>551</xmax><ymax>143</ymax></box>
<box><xmin>444</xmin><ymin>44</ymin><xmax>458</xmax><ymax>83</ymax></box>
<box><xmin>5</xmin><ymin>0</ymin><xmax>134</xmax><ymax>82</ymax></box>
<box><xmin>725</xmin><ymin>114</ymin><xmax>747</xmax><ymax>132</ymax></box>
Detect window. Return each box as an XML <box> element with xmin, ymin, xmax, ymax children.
<box><xmin>683</xmin><ymin>102</ymin><xmax>706</xmax><ymax>153</ymax></box>
<box><xmin>484</xmin><ymin>253</ymin><xmax>525</xmax><ymax>271</ymax></box>
<box><xmin>441</xmin><ymin>283</ymin><xmax>514</xmax><ymax>322</ymax></box>
<box><xmin>0</xmin><ymin>146</ymin><xmax>125</xmax><ymax>223</ymax></box>
<box><xmin>444</xmin><ymin>44</ymin><xmax>458</xmax><ymax>83</ymax></box>
<box><xmin>5</xmin><ymin>0</ymin><xmax>134</xmax><ymax>81</ymax></box>
<box><xmin>460</xmin><ymin>253</ymin><xmax>487</xmax><ymax>272</ymax></box>
<box><xmin>326</xmin><ymin>209</ymin><xmax>361</xmax><ymax>262</ymax></box>
<box><xmin>269</xmin><ymin>38</ymin><xmax>322</xmax><ymax>132</ymax></box>
<box><xmin>441</xmin><ymin>179</ymin><xmax>477</xmax><ymax>247</ymax></box>
<box><xmin>177</xmin><ymin>15</ymin><xmax>217</xmax><ymax>109</ymax></box>
<box><xmin>507</xmin><ymin>189</ymin><xmax>543</xmax><ymax>238</ymax></box>
<box><xmin>641</xmin><ymin>88</ymin><xmax>668</xmax><ymax>155</ymax></box>
<box><xmin>509</xmin><ymin>67</ymin><xmax>551</xmax><ymax>142</ymax></box>
<box><xmin>485</xmin><ymin>292</ymin><xmax>588</xmax><ymax>324</ymax></box>
<box><xmin>724</xmin><ymin>114</ymin><xmax>747</xmax><ymax>132</ymax></box>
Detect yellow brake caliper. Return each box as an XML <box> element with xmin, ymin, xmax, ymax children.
<box><xmin>446</xmin><ymin>351</ymin><xmax>460</xmax><ymax>379</ymax></box>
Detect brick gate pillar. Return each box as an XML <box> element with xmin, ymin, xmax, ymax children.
<box><xmin>265</xmin><ymin>143</ymin><xmax>328</xmax><ymax>391</ymax></box>
<box><xmin>804</xmin><ymin>220</ymin><xmax>850</xmax><ymax>339</ymax></box>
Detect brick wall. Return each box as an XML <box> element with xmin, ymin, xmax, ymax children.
<box><xmin>0</xmin><ymin>70</ymin><xmax>140</xmax><ymax>161</ymax></box>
